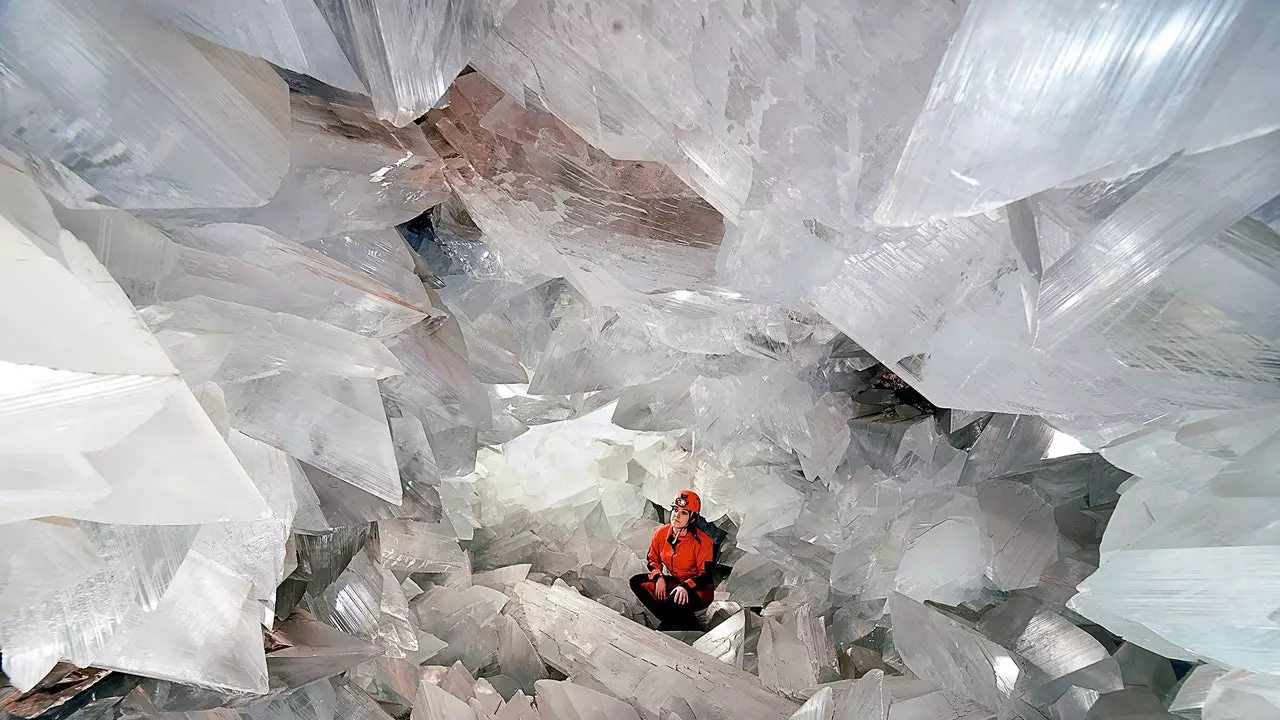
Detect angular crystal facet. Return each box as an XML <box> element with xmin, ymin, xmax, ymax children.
<box><xmin>378</xmin><ymin>520</ymin><xmax>468</xmax><ymax>574</ymax></box>
<box><xmin>130</xmin><ymin>0</ymin><xmax>367</xmax><ymax>92</ymax></box>
<box><xmin>977</xmin><ymin>481</ymin><xmax>1058</xmax><ymax>591</ymax></box>
<box><xmin>1035</xmin><ymin>133</ymin><xmax>1280</xmax><ymax>347</ymax></box>
<box><xmin>431</xmin><ymin>72</ymin><xmax>724</xmax><ymax>298</ymax></box>
<box><xmin>0</xmin><ymin>0</ymin><xmax>289</xmax><ymax>209</ymax></box>
<box><xmin>226</xmin><ymin>375</ymin><xmax>401</xmax><ymax>504</ymax></box>
<box><xmin>93</xmin><ymin>551</ymin><xmax>268</xmax><ymax>695</ymax></box>
<box><xmin>508</xmin><ymin>581</ymin><xmax>798</xmax><ymax>718</ymax></box>
<box><xmin>316</xmin><ymin>0</ymin><xmax>519</xmax><ymax>127</ymax></box>
<box><xmin>411</xmin><ymin>676</ymin><xmax>476</xmax><ymax>720</ymax></box>
<box><xmin>877</xmin><ymin>0</ymin><xmax>1280</xmax><ymax>225</ymax></box>
<box><xmin>0</xmin><ymin>522</ymin><xmax>198</xmax><ymax>691</ymax></box>
<box><xmin>888</xmin><ymin>593</ymin><xmax>1022</xmax><ymax>715</ymax></box>
<box><xmin>2</xmin><ymin>195</ymin><xmax>270</xmax><ymax>526</ymax></box>
<box><xmin>144</xmin><ymin>94</ymin><xmax>451</xmax><ymax>246</ymax></box>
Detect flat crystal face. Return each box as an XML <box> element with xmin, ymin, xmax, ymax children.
<box><xmin>1</xmin><ymin>1</ymin><xmax>1279</xmax><ymax>719</ymax></box>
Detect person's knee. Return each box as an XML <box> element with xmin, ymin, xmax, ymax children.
<box><xmin>629</xmin><ymin>573</ymin><xmax>648</xmax><ymax>594</ymax></box>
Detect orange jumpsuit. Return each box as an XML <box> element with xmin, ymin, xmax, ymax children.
<box><xmin>629</xmin><ymin>524</ymin><xmax>715</xmax><ymax>628</ymax></box>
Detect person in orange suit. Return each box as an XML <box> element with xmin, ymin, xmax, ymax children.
<box><xmin>629</xmin><ymin>489</ymin><xmax>716</xmax><ymax>631</ymax></box>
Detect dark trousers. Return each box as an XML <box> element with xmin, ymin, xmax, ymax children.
<box><xmin>629</xmin><ymin>573</ymin><xmax>710</xmax><ymax>631</ymax></box>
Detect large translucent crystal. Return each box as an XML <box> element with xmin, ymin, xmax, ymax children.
<box><xmin>0</xmin><ymin>0</ymin><xmax>288</xmax><ymax>209</ymax></box>
<box><xmin>92</xmin><ymin>551</ymin><xmax>268</xmax><ymax>694</ymax></box>
<box><xmin>0</xmin><ymin>522</ymin><xmax>198</xmax><ymax>691</ymax></box>
<box><xmin>225</xmin><ymin>375</ymin><xmax>401</xmax><ymax>504</ymax></box>
<box><xmin>878</xmin><ymin>0</ymin><xmax>1280</xmax><ymax>225</ymax></box>
<box><xmin>269</xmin><ymin>611</ymin><xmax>383</xmax><ymax>690</ymax></box>
<box><xmin>887</xmin><ymin>593</ymin><xmax>1022</xmax><ymax>715</ymax></box>
<box><xmin>977</xmin><ymin>596</ymin><xmax>1122</xmax><ymax>705</ymax></box>
<box><xmin>1035</xmin><ymin>133</ymin><xmax>1280</xmax><ymax>347</ymax></box>
<box><xmin>144</xmin><ymin>296</ymin><xmax>404</xmax><ymax>382</ymax></box>
<box><xmin>316</xmin><ymin>0</ymin><xmax>519</xmax><ymax>127</ymax></box>
<box><xmin>758</xmin><ymin>616</ymin><xmax>819</xmax><ymax>695</ymax></box>
<box><xmin>507</xmin><ymin>581</ymin><xmax>798</xmax><ymax>718</ymax></box>
<box><xmin>144</xmin><ymin>93</ymin><xmax>451</xmax><ymax>244</ymax></box>
<box><xmin>2</xmin><ymin>193</ymin><xmax>270</xmax><ymax>526</ymax></box>
<box><xmin>430</xmin><ymin>72</ymin><xmax>724</xmax><ymax>297</ymax></box>
<box><xmin>1071</xmin><ymin>425</ymin><xmax>1280</xmax><ymax>673</ymax></box>
<box><xmin>977</xmin><ymin>481</ymin><xmax>1058</xmax><ymax>591</ymax></box>
<box><xmin>130</xmin><ymin>0</ymin><xmax>366</xmax><ymax>92</ymax></box>
<box><xmin>534</xmin><ymin>679</ymin><xmax>640</xmax><ymax>720</ymax></box>
<box><xmin>476</xmin><ymin>0</ymin><xmax>961</xmax><ymax>237</ymax></box>
<box><xmin>378</xmin><ymin>520</ymin><xmax>468</xmax><ymax>574</ymax></box>
<box><xmin>1072</xmin><ymin>545</ymin><xmax>1280</xmax><ymax>673</ymax></box>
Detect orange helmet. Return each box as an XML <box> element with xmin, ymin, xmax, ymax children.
<box><xmin>671</xmin><ymin>489</ymin><xmax>701</xmax><ymax>514</ymax></box>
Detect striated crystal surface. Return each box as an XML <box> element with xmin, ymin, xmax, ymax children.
<box><xmin>226</xmin><ymin>375</ymin><xmax>401</xmax><ymax>504</ymax></box>
<box><xmin>316</xmin><ymin>0</ymin><xmax>518</xmax><ymax>127</ymax></box>
<box><xmin>431</xmin><ymin>72</ymin><xmax>724</xmax><ymax>298</ymax></box>
<box><xmin>0</xmin><ymin>0</ymin><xmax>289</xmax><ymax>209</ymax></box>
<box><xmin>92</xmin><ymin>551</ymin><xmax>268</xmax><ymax>694</ymax></box>
<box><xmin>508</xmin><ymin>581</ymin><xmax>798</xmax><ymax>718</ymax></box>
<box><xmin>1035</xmin><ymin>134</ymin><xmax>1280</xmax><ymax>347</ymax></box>
<box><xmin>244</xmin><ymin>680</ymin><xmax>337</xmax><ymax>720</ymax></box>
<box><xmin>144</xmin><ymin>296</ymin><xmax>403</xmax><ymax>382</ymax></box>
<box><xmin>978</xmin><ymin>596</ymin><xmax>1122</xmax><ymax>705</ymax></box>
<box><xmin>130</xmin><ymin>0</ymin><xmax>366</xmax><ymax>92</ymax></box>
<box><xmin>144</xmin><ymin>93</ymin><xmax>451</xmax><ymax>245</ymax></box>
<box><xmin>888</xmin><ymin>593</ymin><xmax>1022</xmax><ymax>715</ymax></box>
<box><xmin>2</xmin><ymin>187</ymin><xmax>271</xmax><ymax>525</ymax></box>
<box><xmin>379</xmin><ymin>520</ymin><xmax>468</xmax><ymax>573</ymax></box>
<box><xmin>0</xmin><ymin>522</ymin><xmax>198</xmax><ymax>691</ymax></box>
<box><xmin>1168</xmin><ymin>664</ymin><xmax>1228</xmax><ymax>718</ymax></box>
<box><xmin>878</xmin><ymin>0</ymin><xmax>1280</xmax><ymax>225</ymax></box>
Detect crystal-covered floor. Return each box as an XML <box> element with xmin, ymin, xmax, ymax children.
<box><xmin>2</xmin><ymin>1</ymin><xmax>1280</xmax><ymax>719</ymax></box>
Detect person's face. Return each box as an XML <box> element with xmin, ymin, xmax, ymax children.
<box><xmin>670</xmin><ymin>506</ymin><xmax>692</xmax><ymax>529</ymax></box>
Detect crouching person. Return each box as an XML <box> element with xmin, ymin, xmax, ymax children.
<box><xmin>629</xmin><ymin>490</ymin><xmax>715</xmax><ymax>631</ymax></box>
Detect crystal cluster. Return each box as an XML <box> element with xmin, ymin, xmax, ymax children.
<box><xmin>2</xmin><ymin>1</ymin><xmax>1280</xmax><ymax>720</ymax></box>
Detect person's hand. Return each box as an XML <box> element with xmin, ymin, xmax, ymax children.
<box><xmin>672</xmin><ymin>586</ymin><xmax>689</xmax><ymax>605</ymax></box>
<box><xmin>654</xmin><ymin>576</ymin><xmax>667</xmax><ymax>601</ymax></box>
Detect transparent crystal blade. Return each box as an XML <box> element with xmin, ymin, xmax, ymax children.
<box><xmin>0</xmin><ymin>0</ymin><xmax>289</xmax><ymax>209</ymax></box>
<box><xmin>0</xmin><ymin>522</ymin><xmax>198</xmax><ymax>691</ymax></box>
<box><xmin>146</xmin><ymin>296</ymin><xmax>404</xmax><ymax>382</ymax></box>
<box><xmin>225</xmin><ymin>375</ymin><xmax>401</xmax><ymax>504</ymax></box>
<box><xmin>877</xmin><ymin>0</ymin><xmax>1272</xmax><ymax>225</ymax></box>
<box><xmin>130</xmin><ymin>0</ymin><xmax>366</xmax><ymax>92</ymax></box>
<box><xmin>1036</xmin><ymin>132</ymin><xmax>1280</xmax><ymax>347</ymax></box>
<box><xmin>316</xmin><ymin>0</ymin><xmax>519</xmax><ymax>127</ymax></box>
<box><xmin>92</xmin><ymin>552</ymin><xmax>268</xmax><ymax>694</ymax></box>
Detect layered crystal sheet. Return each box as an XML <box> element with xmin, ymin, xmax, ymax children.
<box><xmin>131</xmin><ymin>0</ymin><xmax>368</xmax><ymax>92</ymax></box>
<box><xmin>314</xmin><ymin>0</ymin><xmax>519</xmax><ymax>126</ymax></box>
<box><xmin>0</xmin><ymin>0</ymin><xmax>289</xmax><ymax>209</ymax></box>
<box><xmin>877</xmin><ymin>0</ymin><xmax>1280</xmax><ymax>225</ymax></box>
